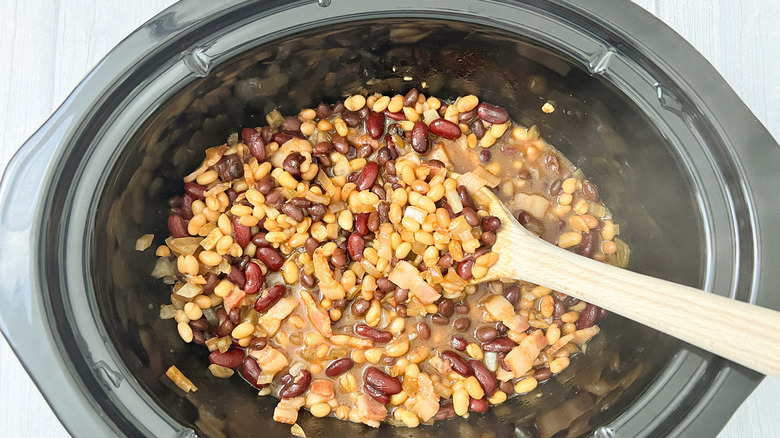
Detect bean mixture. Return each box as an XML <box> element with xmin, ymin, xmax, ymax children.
<box><xmin>150</xmin><ymin>90</ymin><xmax>629</xmax><ymax>432</ymax></box>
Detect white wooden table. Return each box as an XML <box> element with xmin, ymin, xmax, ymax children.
<box><xmin>1</xmin><ymin>0</ymin><xmax>778</xmax><ymax>436</ymax></box>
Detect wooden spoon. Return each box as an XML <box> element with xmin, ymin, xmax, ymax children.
<box><xmin>470</xmin><ymin>185</ymin><xmax>780</xmax><ymax>378</ymax></box>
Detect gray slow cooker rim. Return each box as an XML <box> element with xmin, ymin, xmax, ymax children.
<box><xmin>0</xmin><ymin>0</ymin><xmax>778</xmax><ymax>437</ymax></box>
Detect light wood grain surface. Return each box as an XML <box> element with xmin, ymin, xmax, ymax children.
<box><xmin>1</xmin><ymin>0</ymin><xmax>778</xmax><ymax>437</ymax></box>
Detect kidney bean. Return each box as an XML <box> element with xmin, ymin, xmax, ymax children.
<box><xmin>469</xmin><ymin>397</ymin><xmax>490</xmax><ymax>413</ymax></box>
<box><xmin>469</xmin><ymin>118</ymin><xmax>486</xmax><ymax>139</ymax></box>
<box><xmin>434</xmin><ymin>402</ymin><xmax>456</xmax><ymax>421</ymax></box>
<box><xmin>352</xmin><ymin>298</ymin><xmax>371</xmax><ymax>317</ymax></box>
<box><xmin>549</xmin><ymin>179</ymin><xmax>563</xmax><ymax>196</ymax></box>
<box><xmin>403</xmin><ymin>88</ymin><xmax>419</xmax><ymax>107</ymax></box>
<box><xmin>243</xmin><ymin>262</ymin><xmax>264</xmax><ymax>295</ymax></box>
<box><xmin>451</xmin><ymin>336</ymin><xmax>467</xmax><ymax>351</ymax></box>
<box><xmin>441</xmin><ymin>351</ymin><xmax>471</xmax><ymax>377</ymax></box>
<box><xmin>282</xmin><ymin>152</ymin><xmax>305</xmax><ymax>178</ymax></box>
<box><xmin>231</xmin><ymin>215</ymin><xmax>251</xmax><ymax>248</ymax></box>
<box><xmin>429</xmin><ymin>118</ymin><xmax>461</xmax><ymax>139</ymax></box>
<box><xmin>453</xmin><ymin>317</ymin><xmax>471</xmax><ymax>332</ymax></box>
<box><xmin>258</xmin><ymin>126</ymin><xmax>273</xmax><ymax>143</ymax></box>
<box><xmin>256</xmin><ymin>176</ymin><xmax>274</xmax><ymax>195</ymax></box>
<box><xmin>482</xmin><ymin>337</ymin><xmax>516</xmax><ymax>353</ymax></box>
<box><xmin>477</xmin><ymin>102</ymin><xmax>509</xmax><ymax>124</ymax></box>
<box><xmin>411</xmin><ymin>122</ymin><xmax>429</xmax><ymax>153</ymax></box>
<box><xmin>353</xmin><ymin>212</ymin><xmax>369</xmax><ymax>235</ymax></box>
<box><xmin>242</xmin><ymin>127</ymin><xmax>266</xmax><ymax>161</ymax></box>
<box><xmin>253</xmin><ymin>284</ymin><xmax>286</xmax><ymax>313</ymax></box>
<box><xmin>325</xmin><ymin>358</ymin><xmax>355</xmax><ymax>377</ymax></box>
<box><xmin>354</xmin><ymin>323</ymin><xmax>392</xmax><ymax>343</ymax></box>
<box><xmin>462</xmin><ymin>207</ymin><xmax>479</xmax><ymax>227</ymax></box>
<box><xmin>578</xmin><ymin>303</ymin><xmax>600</xmax><ymax>329</ymax></box>
<box><xmin>168</xmin><ymin>215</ymin><xmax>189</xmax><ymax>237</ymax></box>
<box><xmin>579</xmin><ymin>231</ymin><xmax>595</xmax><ymax>257</ymax></box>
<box><xmin>383</xmin><ymin>109</ymin><xmax>406</xmax><ymax>121</ymax></box>
<box><xmin>533</xmin><ymin>367</ymin><xmax>552</xmax><ymax>381</ymax></box>
<box><xmin>475</xmin><ymin>326</ymin><xmax>498</xmax><ymax>343</ymax></box>
<box><xmin>184</xmin><ymin>182</ymin><xmax>207</xmax><ymax>200</ymax></box>
<box><xmin>249</xmin><ymin>233</ymin><xmax>268</xmax><ymax>248</ymax></box>
<box><xmin>457</xmin><ymin>185</ymin><xmax>475</xmax><ymax>210</ymax></box>
<box><xmin>458</xmin><ymin>108</ymin><xmax>477</xmax><ymax>122</ymax></box>
<box><xmin>226</xmin><ymin>266</ymin><xmax>246</xmax><ymax>289</ymax></box>
<box><xmin>364</xmin><ymin>383</ymin><xmax>391</xmax><ymax>404</ymax></box>
<box><xmin>179</xmin><ymin>193</ymin><xmax>195</xmax><ymax>219</ymax></box>
<box><xmin>364</xmin><ymin>367</ymin><xmax>402</xmax><ymax>395</ymax></box>
<box><xmin>503</xmin><ymin>285</ymin><xmax>521</xmax><ymax>306</ymax></box>
<box><xmin>365</xmin><ymin>111</ymin><xmax>385</xmax><ymax>139</ymax></box>
<box><xmin>357</xmin><ymin>143</ymin><xmax>373</xmax><ymax>159</ymax></box>
<box><xmin>239</xmin><ymin>356</ymin><xmax>266</xmax><ymax>389</ymax></box>
<box><xmin>417</xmin><ymin>322</ymin><xmax>431</xmax><ymax>340</ymax></box>
<box><xmin>256</xmin><ymin>247</ymin><xmax>283</xmax><ymax>271</ymax></box>
<box><xmin>355</xmin><ymin>162</ymin><xmax>379</xmax><ymax>191</ymax></box>
<box><xmin>209</xmin><ymin>349</ymin><xmax>245</xmax><ymax>368</ymax></box>
<box><xmin>469</xmin><ymin>359</ymin><xmax>498</xmax><ymax>396</ymax></box>
<box><xmin>249</xmin><ymin>337</ymin><xmax>267</xmax><ymax>350</ymax></box>
<box><xmin>189</xmin><ymin>317</ymin><xmax>208</xmax><ymax>332</ymax></box>
<box><xmin>347</xmin><ymin>232</ymin><xmax>365</xmax><ymax>260</ymax></box>
<box><xmin>582</xmin><ymin>180</ymin><xmax>600</xmax><ymax>202</ymax></box>
<box><xmin>457</xmin><ymin>260</ymin><xmax>474</xmax><ymax>280</ymax></box>
<box><xmin>280</xmin><ymin>369</ymin><xmax>312</xmax><ymax>399</ymax></box>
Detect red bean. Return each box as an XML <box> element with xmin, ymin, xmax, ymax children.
<box><xmin>364</xmin><ymin>367</ymin><xmax>402</xmax><ymax>395</ymax></box>
<box><xmin>232</xmin><ymin>215</ymin><xmax>251</xmax><ymax>248</ymax></box>
<box><xmin>242</xmin><ymin>127</ymin><xmax>266</xmax><ymax>161</ymax></box>
<box><xmin>577</xmin><ymin>303</ymin><xmax>600</xmax><ymax>329</ymax></box>
<box><xmin>411</xmin><ymin>122</ymin><xmax>429</xmax><ymax>153</ymax></box>
<box><xmin>366</xmin><ymin>111</ymin><xmax>385</xmax><ymax>139</ymax></box>
<box><xmin>356</xmin><ymin>162</ymin><xmax>379</xmax><ymax>191</ymax></box>
<box><xmin>434</xmin><ymin>402</ymin><xmax>456</xmax><ymax>420</ymax></box>
<box><xmin>417</xmin><ymin>322</ymin><xmax>431</xmax><ymax>340</ymax></box>
<box><xmin>469</xmin><ymin>397</ymin><xmax>490</xmax><ymax>413</ymax></box>
<box><xmin>354</xmin><ymin>323</ymin><xmax>392</xmax><ymax>343</ymax></box>
<box><xmin>533</xmin><ymin>367</ymin><xmax>552</xmax><ymax>381</ymax></box>
<box><xmin>383</xmin><ymin>109</ymin><xmax>406</xmax><ymax>121</ymax></box>
<box><xmin>451</xmin><ymin>336</ymin><xmax>467</xmax><ymax>351</ymax></box>
<box><xmin>469</xmin><ymin>359</ymin><xmax>498</xmax><ymax>396</ymax></box>
<box><xmin>280</xmin><ymin>370</ymin><xmax>312</xmax><ymax>398</ymax></box>
<box><xmin>240</xmin><ymin>356</ymin><xmax>267</xmax><ymax>389</ymax></box>
<box><xmin>428</xmin><ymin>118</ymin><xmax>461</xmax><ymax>139</ymax></box>
<box><xmin>457</xmin><ymin>259</ymin><xmax>474</xmax><ymax>280</ymax></box>
<box><xmin>583</xmin><ymin>180</ymin><xmax>600</xmax><ymax>202</ymax></box>
<box><xmin>364</xmin><ymin>383</ymin><xmax>391</xmax><ymax>404</ymax></box>
<box><xmin>481</xmin><ymin>216</ymin><xmax>501</xmax><ymax>232</ymax></box>
<box><xmin>253</xmin><ymin>284</ymin><xmax>286</xmax><ymax>313</ymax></box>
<box><xmin>217</xmin><ymin>319</ymin><xmax>234</xmax><ymax>337</ymax></box>
<box><xmin>476</xmin><ymin>103</ymin><xmax>509</xmax><ymax>124</ymax></box>
<box><xmin>579</xmin><ymin>231</ymin><xmax>595</xmax><ymax>257</ymax></box>
<box><xmin>325</xmin><ymin>358</ymin><xmax>355</xmax><ymax>377</ymax></box>
<box><xmin>482</xmin><ymin>337</ymin><xmax>516</xmax><ymax>353</ymax></box>
<box><xmin>227</xmin><ymin>266</ymin><xmax>246</xmax><ymax>289</ymax></box>
<box><xmin>209</xmin><ymin>349</ymin><xmax>245</xmax><ymax>368</ymax></box>
<box><xmin>457</xmin><ymin>185</ymin><xmax>475</xmax><ymax>209</ymax></box>
<box><xmin>243</xmin><ymin>262</ymin><xmax>264</xmax><ymax>295</ymax></box>
<box><xmin>256</xmin><ymin>247</ymin><xmax>283</xmax><ymax>271</ymax></box>
<box><xmin>348</xmin><ymin>232</ymin><xmax>365</xmax><ymax>260</ymax></box>
<box><xmin>184</xmin><ymin>182</ymin><xmax>207</xmax><ymax>200</ymax></box>
<box><xmin>355</xmin><ymin>212</ymin><xmax>369</xmax><ymax>236</ymax></box>
<box><xmin>441</xmin><ymin>351</ymin><xmax>472</xmax><ymax>377</ymax></box>
<box><xmin>168</xmin><ymin>215</ymin><xmax>189</xmax><ymax>237</ymax></box>
<box><xmin>475</xmin><ymin>326</ymin><xmax>498</xmax><ymax>343</ymax></box>
<box><xmin>403</xmin><ymin>89</ymin><xmax>419</xmax><ymax>107</ymax></box>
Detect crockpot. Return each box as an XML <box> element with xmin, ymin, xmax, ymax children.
<box><xmin>1</xmin><ymin>0</ymin><xmax>779</xmax><ymax>437</ymax></box>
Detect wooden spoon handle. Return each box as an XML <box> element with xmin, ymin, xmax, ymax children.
<box><xmin>504</xmin><ymin>227</ymin><xmax>780</xmax><ymax>377</ymax></box>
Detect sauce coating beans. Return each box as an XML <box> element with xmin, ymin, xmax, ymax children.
<box><xmin>154</xmin><ymin>90</ymin><xmax>629</xmax><ymax>430</ymax></box>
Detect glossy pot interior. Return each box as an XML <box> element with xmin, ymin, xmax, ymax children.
<box><xmin>13</xmin><ymin>1</ymin><xmax>773</xmax><ymax>437</ymax></box>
